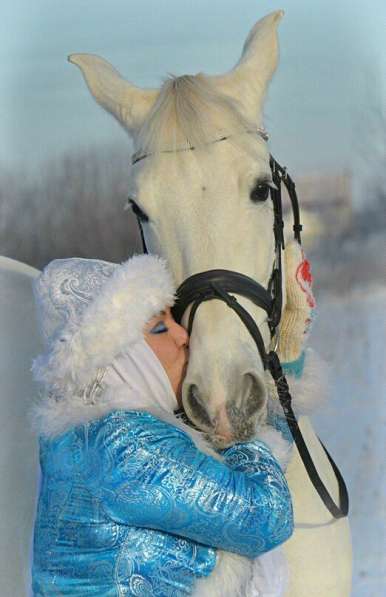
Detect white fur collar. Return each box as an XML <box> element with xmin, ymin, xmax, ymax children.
<box><xmin>265</xmin><ymin>348</ymin><xmax>329</xmax><ymax>417</ymax></box>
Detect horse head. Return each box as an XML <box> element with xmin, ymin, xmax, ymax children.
<box><xmin>70</xmin><ymin>11</ymin><xmax>285</xmax><ymax>446</ymax></box>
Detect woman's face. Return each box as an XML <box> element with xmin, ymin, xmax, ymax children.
<box><xmin>144</xmin><ymin>308</ymin><xmax>189</xmax><ymax>404</ymax></box>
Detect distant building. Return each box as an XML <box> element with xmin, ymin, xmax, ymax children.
<box><xmin>283</xmin><ymin>171</ymin><xmax>353</xmax><ymax>246</ymax></box>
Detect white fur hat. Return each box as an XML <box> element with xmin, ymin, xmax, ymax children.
<box><xmin>32</xmin><ymin>254</ymin><xmax>175</xmax><ymax>396</ymax></box>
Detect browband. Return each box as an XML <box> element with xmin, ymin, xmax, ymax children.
<box><xmin>131</xmin><ymin>128</ymin><xmax>269</xmax><ymax>165</ymax></box>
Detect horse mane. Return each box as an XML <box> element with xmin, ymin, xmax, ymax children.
<box><xmin>136</xmin><ymin>73</ymin><xmax>255</xmax><ymax>156</ymax></box>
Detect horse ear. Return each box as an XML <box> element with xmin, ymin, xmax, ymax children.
<box><xmin>213</xmin><ymin>10</ymin><xmax>284</xmax><ymax>123</ymax></box>
<box><xmin>68</xmin><ymin>54</ymin><xmax>159</xmax><ymax>135</ymax></box>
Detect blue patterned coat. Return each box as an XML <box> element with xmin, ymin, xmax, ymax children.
<box><xmin>32</xmin><ymin>410</ymin><xmax>293</xmax><ymax>596</ymax></box>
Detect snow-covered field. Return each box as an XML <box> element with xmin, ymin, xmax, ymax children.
<box><xmin>310</xmin><ymin>284</ymin><xmax>386</xmax><ymax>597</ymax></box>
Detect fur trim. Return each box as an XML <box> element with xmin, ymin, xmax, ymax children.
<box><xmin>255</xmin><ymin>426</ymin><xmax>293</xmax><ymax>471</ymax></box>
<box><xmin>247</xmin><ymin>548</ymin><xmax>288</xmax><ymax>597</ymax></box>
<box><xmin>31</xmin><ymin>384</ymin><xmax>222</xmax><ymax>443</ymax></box>
<box><xmin>31</xmin><ymin>384</ymin><xmax>138</xmax><ymax>438</ymax></box>
<box><xmin>265</xmin><ymin>347</ymin><xmax>330</xmax><ymax>416</ymax></box>
<box><xmin>194</xmin><ymin>551</ymin><xmax>252</xmax><ymax>597</ymax></box>
<box><xmin>32</xmin><ymin>254</ymin><xmax>175</xmax><ymax>397</ymax></box>
<box><xmin>194</xmin><ymin>547</ymin><xmax>287</xmax><ymax>597</ymax></box>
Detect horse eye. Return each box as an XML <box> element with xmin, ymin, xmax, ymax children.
<box><xmin>250</xmin><ymin>181</ymin><xmax>270</xmax><ymax>202</ymax></box>
<box><xmin>128</xmin><ymin>198</ymin><xmax>149</xmax><ymax>222</ymax></box>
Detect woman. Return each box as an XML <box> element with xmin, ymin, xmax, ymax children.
<box><xmin>31</xmin><ymin>254</ymin><xmax>293</xmax><ymax>596</ymax></box>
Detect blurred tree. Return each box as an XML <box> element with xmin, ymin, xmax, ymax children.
<box><xmin>0</xmin><ymin>146</ymin><xmax>142</xmax><ymax>269</ymax></box>
<box><xmin>352</xmin><ymin>68</ymin><xmax>386</xmax><ymax>235</ymax></box>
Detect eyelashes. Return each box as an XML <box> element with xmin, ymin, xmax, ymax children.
<box><xmin>250</xmin><ymin>181</ymin><xmax>270</xmax><ymax>202</ymax></box>
<box><xmin>150</xmin><ymin>321</ymin><xmax>168</xmax><ymax>334</ymax></box>
<box><xmin>128</xmin><ymin>198</ymin><xmax>149</xmax><ymax>222</ymax></box>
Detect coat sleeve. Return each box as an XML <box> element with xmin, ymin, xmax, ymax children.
<box><xmin>84</xmin><ymin>411</ymin><xmax>293</xmax><ymax>558</ymax></box>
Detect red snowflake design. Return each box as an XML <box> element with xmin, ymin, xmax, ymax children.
<box><xmin>295</xmin><ymin>254</ymin><xmax>316</xmax><ymax>309</ymax></box>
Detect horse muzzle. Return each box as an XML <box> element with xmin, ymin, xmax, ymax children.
<box><xmin>183</xmin><ymin>371</ymin><xmax>267</xmax><ymax>447</ymax></box>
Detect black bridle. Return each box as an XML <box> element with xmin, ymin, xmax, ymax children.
<box><xmin>130</xmin><ymin>134</ymin><xmax>349</xmax><ymax>519</ymax></box>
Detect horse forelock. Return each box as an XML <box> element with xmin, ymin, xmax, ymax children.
<box><xmin>135</xmin><ymin>73</ymin><xmax>257</xmax><ymax>157</ymax></box>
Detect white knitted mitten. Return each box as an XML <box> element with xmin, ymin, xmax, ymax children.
<box><xmin>277</xmin><ymin>240</ymin><xmax>315</xmax><ymax>363</ymax></box>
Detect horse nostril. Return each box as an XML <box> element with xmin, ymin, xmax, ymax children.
<box><xmin>241</xmin><ymin>373</ymin><xmax>267</xmax><ymax>417</ymax></box>
<box><xmin>185</xmin><ymin>384</ymin><xmax>212</xmax><ymax>428</ymax></box>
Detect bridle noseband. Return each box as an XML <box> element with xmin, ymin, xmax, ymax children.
<box><xmin>130</xmin><ymin>131</ymin><xmax>349</xmax><ymax>519</ymax></box>
<box><xmin>173</xmin><ymin>269</ymin><xmax>272</xmax><ymax>365</ymax></box>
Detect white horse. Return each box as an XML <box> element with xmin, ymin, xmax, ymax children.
<box><xmin>69</xmin><ymin>10</ymin><xmax>352</xmax><ymax>596</ymax></box>
<box><xmin>0</xmin><ymin>10</ymin><xmax>352</xmax><ymax>597</ymax></box>
<box><xmin>0</xmin><ymin>257</ymin><xmax>42</xmax><ymax>596</ymax></box>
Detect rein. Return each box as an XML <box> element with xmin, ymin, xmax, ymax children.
<box><xmin>130</xmin><ymin>134</ymin><xmax>349</xmax><ymax>519</ymax></box>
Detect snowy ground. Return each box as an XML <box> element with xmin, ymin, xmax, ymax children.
<box><xmin>310</xmin><ymin>284</ymin><xmax>386</xmax><ymax>597</ymax></box>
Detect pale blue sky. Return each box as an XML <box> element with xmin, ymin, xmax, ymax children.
<box><xmin>1</xmin><ymin>0</ymin><xmax>385</xmax><ymax>174</ymax></box>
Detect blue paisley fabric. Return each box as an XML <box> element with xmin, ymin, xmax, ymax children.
<box><xmin>33</xmin><ymin>258</ymin><xmax>117</xmax><ymax>346</ymax></box>
<box><xmin>33</xmin><ymin>410</ymin><xmax>293</xmax><ymax>596</ymax></box>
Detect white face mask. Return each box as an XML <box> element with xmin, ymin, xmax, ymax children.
<box><xmin>102</xmin><ymin>340</ymin><xmax>179</xmax><ymax>414</ymax></box>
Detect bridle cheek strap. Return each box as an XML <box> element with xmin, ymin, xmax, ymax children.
<box><xmin>133</xmin><ymin>144</ymin><xmax>349</xmax><ymax>520</ymax></box>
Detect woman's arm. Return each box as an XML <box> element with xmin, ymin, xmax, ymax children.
<box><xmin>84</xmin><ymin>410</ymin><xmax>293</xmax><ymax>558</ymax></box>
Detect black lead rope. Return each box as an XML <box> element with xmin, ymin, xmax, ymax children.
<box><xmin>267</xmin><ymin>351</ymin><xmax>349</xmax><ymax>519</ymax></box>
